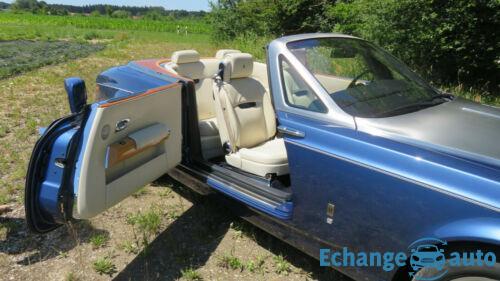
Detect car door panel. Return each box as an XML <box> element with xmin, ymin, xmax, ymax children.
<box><xmin>26</xmin><ymin>80</ymin><xmax>183</xmax><ymax>233</ymax></box>
<box><xmin>74</xmin><ymin>84</ymin><xmax>182</xmax><ymax>219</ymax></box>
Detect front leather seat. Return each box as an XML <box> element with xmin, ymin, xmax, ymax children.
<box><xmin>213</xmin><ymin>53</ymin><xmax>288</xmax><ymax>177</ymax></box>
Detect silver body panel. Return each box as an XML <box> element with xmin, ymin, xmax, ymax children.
<box><xmin>356</xmin><ymin>98</ymin><xmax>500</xmax><ymax>165</ymax></box>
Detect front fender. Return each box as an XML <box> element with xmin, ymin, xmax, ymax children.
<box><xmin>429</xmin><ymin>217</ymin><xmax>500</xmax><ymax>246</ymax></box>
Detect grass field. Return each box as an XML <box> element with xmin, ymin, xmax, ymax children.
<box><xmin>0</xmin><ymin>11</ymin><xmax>211</xmax><ymax>34</ymax></box>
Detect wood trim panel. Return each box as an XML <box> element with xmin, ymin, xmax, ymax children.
<box><xmin>106</xmin><ymin>135</ymin><xmax>168</xmax><ymax>168</ymax></box>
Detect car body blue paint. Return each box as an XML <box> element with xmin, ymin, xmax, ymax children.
<box><xmin>38</xmin><ymin>126</ymin><xmax>78</xmax><ymax>219</ymax></box>
<box><xmin>276</xmin><ymin>110</ymin><xmax>500</xmax><ymax>280</ymax></box>
<box><xmin>96</xmin><ymin>62</ymin><xmax>178</xmax><ymax>101</ymax></box>
<box><xmin>432</xmin><ymin>217</ymin><xmax>500</xmax><ymax>244</ymax></box>
<box><xmin>127</xmin><ymin>61</ymin><xmax>179</xmax><ymax>83</ymax></box>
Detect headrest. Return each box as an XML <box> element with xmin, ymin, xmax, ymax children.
<box><xmin>171</xmin><ymin>50</ymin><xmax>200</xmax><ymax>64</ymax></box>
<box><xmin>223</xmin><ymin>53</ymin><xmax>253</xmax><ymax>80</ymax></box>
<box><xmin>215</xmin><ymin>49</ymin><xmax>241</xmax><ymax>59</ymax></box>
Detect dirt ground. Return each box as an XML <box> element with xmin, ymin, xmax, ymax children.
<box><xmin>0</xmin><ymin>176</ymin><xmax>352</xmax><ymax>281</ymax></box>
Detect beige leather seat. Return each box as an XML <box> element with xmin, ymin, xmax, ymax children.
<box><xmin>215</xmin><ymin>49</ymin><xmax>241</xmax><ymax>59</ymax></box>
<box><xmin>169</xmin><ymin>50</ymin><xmax>223</xmax><ymax>159</ymax></box>
<box><xmin>213</xmin><ymin>53</ymin><xmax>288</xmax><ymax>177</ymax></box>
<box><xmin>283</xmin><ymin>65</ymin><xmax>314</xmax><ymax>109</ymax></box>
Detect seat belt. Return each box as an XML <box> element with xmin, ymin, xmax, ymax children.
<box><xmin>213</xmin><ymin>64</ymin><xmax>238</xmax><ymax>153</ymax></box>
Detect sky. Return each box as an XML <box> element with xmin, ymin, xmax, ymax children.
<box><xmin>3</xmin><ymin>0</ymin><xmax>211</xmax><ymax>11</ymax></box>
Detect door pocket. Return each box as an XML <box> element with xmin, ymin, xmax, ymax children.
<box><xmin>105</xmin><ymin>123</ymin><xmax>169</xmax><ymax>183</ymax></box>
<box><xmin>105</xmin><ymin>153</ymin><xmax>168</xmax><ymax>207</ymax></box>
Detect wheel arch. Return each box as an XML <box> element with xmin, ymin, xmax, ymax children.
<box><xmin>391</xmin><ymin>218</ymin><xmax>500</xmax><ymax>281</ymax></box>
<box><xmin>430</xmin><ymin>217</ymin><xmax>500</xmax><ymax>246</ymax></box>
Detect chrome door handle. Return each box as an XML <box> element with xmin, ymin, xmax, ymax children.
<box><xmin>278</xmin><ymin>126</ymin><xmax>305</xmax><ymax>138</ymax></box>
<box><xmin>115</xmin><ymin>118</ymin><xmax>130</xmax><ymax>132</ymax></box>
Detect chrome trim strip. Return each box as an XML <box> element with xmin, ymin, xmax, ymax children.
<box><xmin>104</xmin><ymin>146</ymin><xmax>110</xmax><ymax>169</ymax></box>
<box><xmin>180</xmin><ymin>164</ymin><xmax>279</xmax><ymax>208</ymax></box>
<box><xmin>285</xmin><ymin>140</ymin><xmax>500</xmax><ymax>213</ymax></box>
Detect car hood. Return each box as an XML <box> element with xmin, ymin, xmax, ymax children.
<box><xmin>355</xmin><ymin>97</ymin><xmax>500</xmax><ymax>167</ymax></box>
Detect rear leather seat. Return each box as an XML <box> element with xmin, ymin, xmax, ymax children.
<box><xmin>213</xmin><ymin>53</ymin><xmax>289</xmax><ymax>177</ymax></box>
<box><xmin>167</xmin><ymin>50</ymin><xmax>223</xmax><ymax>159</ymax></box>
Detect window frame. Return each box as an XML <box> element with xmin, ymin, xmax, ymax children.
<box><xmin>266</xmin><ymin>35</ymin><xmax>356</xmax><ymax>130</ymax></box>
<box><xmin>278</xmin><ymin>55</ymin><xmax>328</xmax><ymax>114</ymax></box>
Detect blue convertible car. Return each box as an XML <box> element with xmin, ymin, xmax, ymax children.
<box><xmin>25</xmin><ymin>33</ymin><xmax>499</xmax><ymax>280</ymax></box>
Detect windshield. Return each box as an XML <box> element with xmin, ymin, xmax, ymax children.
<box><xmin>286</xmin><ymin>37</ymin><xmax>447</xmax><ymax>118</ymax></box>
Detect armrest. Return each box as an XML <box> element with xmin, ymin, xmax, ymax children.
<box><xmin>106</xmin><ymin>123</ymin><xmax>170</xmax><ymax>168</ymax></box>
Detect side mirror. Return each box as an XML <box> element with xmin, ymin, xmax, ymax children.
<box><xmin>64</xmin><ymin>77</ymin><xmax>87</xmax><ymax>114</ymax></box>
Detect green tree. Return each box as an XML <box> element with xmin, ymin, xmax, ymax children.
<box><xmin>47</xmin><ymin>6</ymin><xmax>68</xmax><ymax>15</ymax></box>
<box><xmin>268</xmin><ymin>0</ymin><xmax>334</xmax><ymax>35</ymax></box>
<box><xmin>11</xmin><ymin>0</ymin><xmax>39</xmax><ymax>12</ymax></box>
<box><xmin>144</xmin><ymin>9</ymin><xmax>164</xmax><ymax>21</ymax></box>
<box><xmin>111</xmin><ymin>9</ymin><xmax>131</xmax><ymax>19</ymax></box>
<box><xmin>330</xmin><ymin>0</ymin><xmax>499</xmax><ymax>94</ymax></box>
<box><xmin>208</xmin><ymin>0</ymin><xmax>333</xmax><ymax>41</ymax></box>
<box><xmin>104</xmin><ymin>5</ymin><xmax>113</xmax><ymax>16</ymax></box>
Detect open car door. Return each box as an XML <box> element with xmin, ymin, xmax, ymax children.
<box><xmin>25</xmin><ymin>75</ymin><xmax>183</xmax><ymax>233</ymax></box>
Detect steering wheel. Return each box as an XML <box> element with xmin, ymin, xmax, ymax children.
<box><xmin>347</xmin><ymin>69</ymin><xmax>373</xmax><ymax>88</ymax></box>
